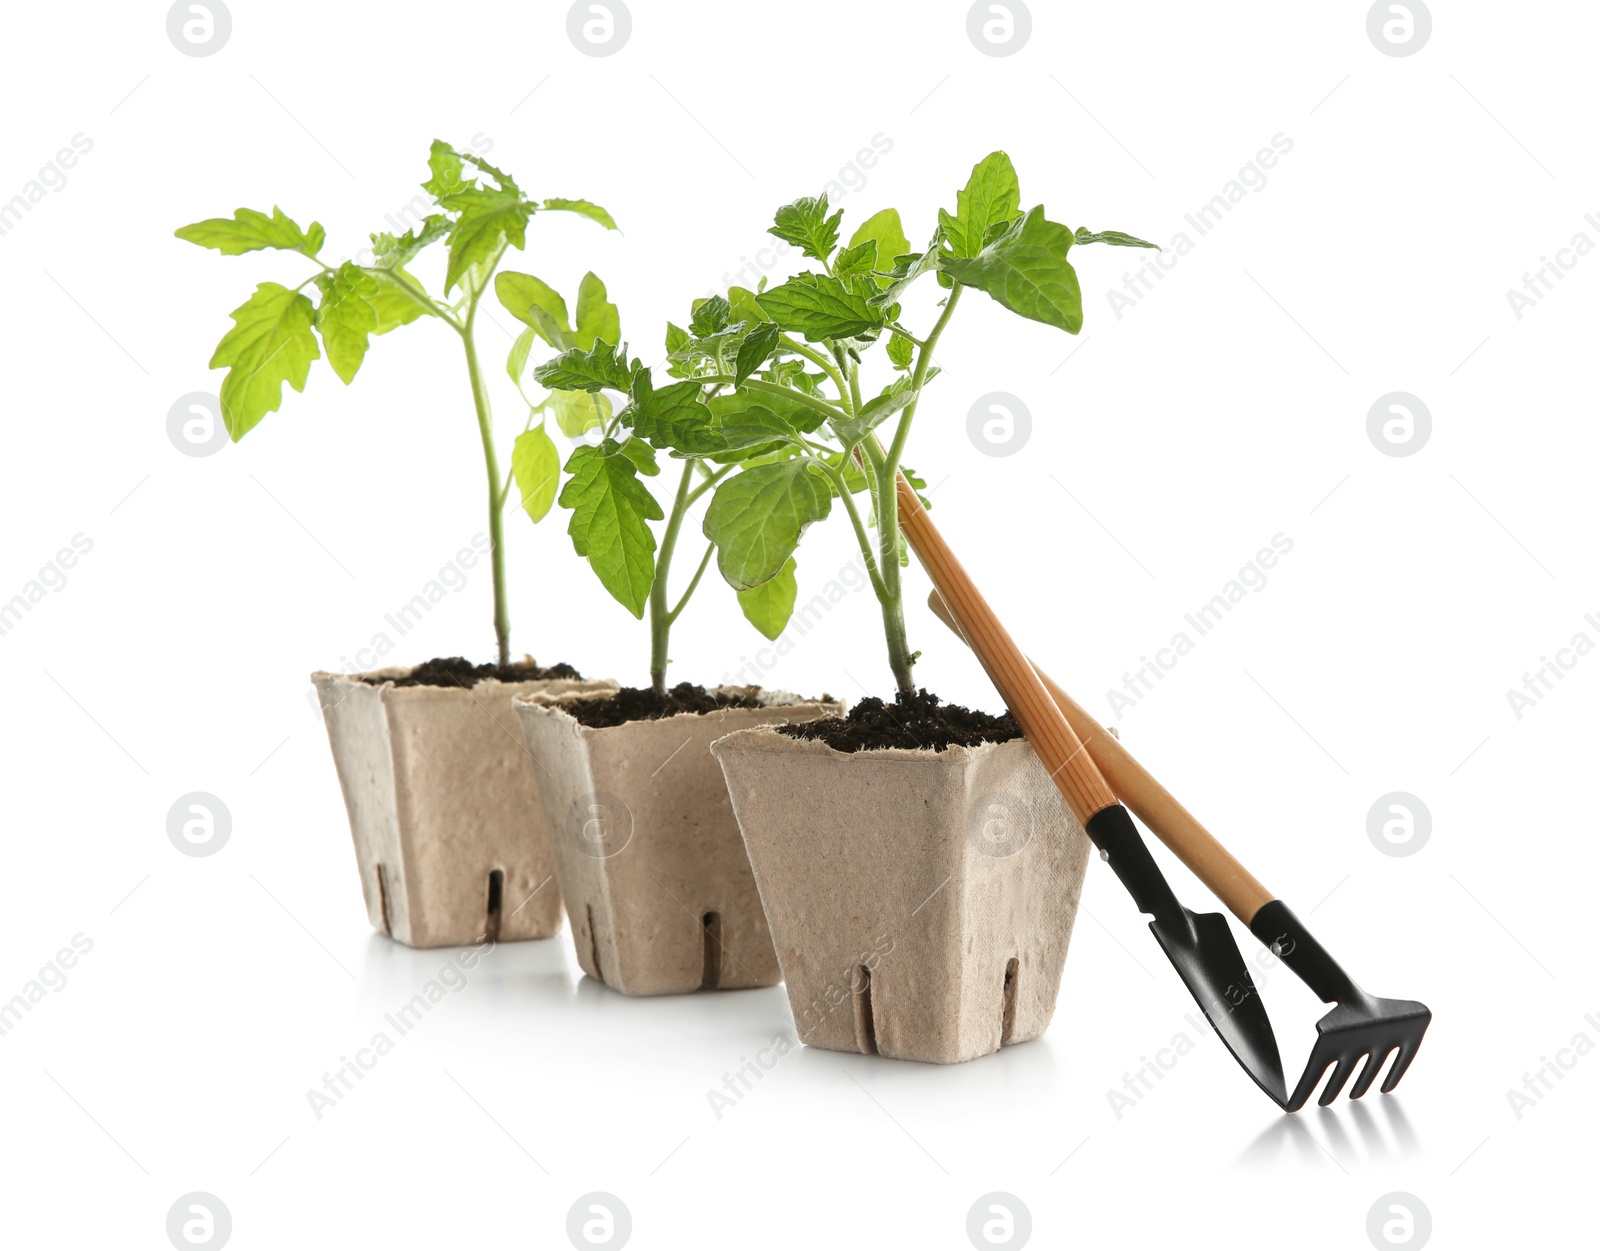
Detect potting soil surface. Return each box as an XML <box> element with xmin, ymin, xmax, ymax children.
<box><xmin>779</xmin><ymin>688</ymin><xmax>1022</xmax><ymax>752</ymax></box>
<box><xmin>559</xmin><ymin>682</ymin><xmax>773</xmax><ymax>728</ymax></box>
<box><xmin>368</xmin><ymin>656</ymin><xmax>583</xmax><ymax>688</ymax></box>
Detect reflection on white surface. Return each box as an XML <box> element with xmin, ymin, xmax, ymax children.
<box><xmin>358</xmin><ymin>929</ymin><xmax>577</xmax><ymax>1010</ymax></box>
<box><xmin>355</xmin><ymin>924</ymin><xmax>1067</xmax><ymax>1119</ymax></box>
<box><xmin>1234</xmin><ymin>1095</ymin><xmax>1421</xmax><ymax>1170</ymax></box>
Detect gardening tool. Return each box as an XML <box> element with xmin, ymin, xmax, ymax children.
<box><xmin>893</xmin><ymin>473</ymin><xmax>1430</xmax><ymax>1111</ymax></box>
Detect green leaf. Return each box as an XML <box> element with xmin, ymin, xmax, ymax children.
<box><xmin>209</xmin><ymin>282</ymin><xmax>320</xmax><ymax>439</ymax></box>
<box><xmin>313</xmin><ymin>263</ymin><xmax>380</xmax><ymax>385</ymax></box>
<box><xmin>663</xmin><ymin>321</ymin><xmax>694</xmax><ymax>378</ymax></box>
<box><xmin>559</xmin><ymin>439</ymin><xmax>663</xmax><ymax>618</ymax></box>
<box><xmin>859</xmin><ymin>372</ymin><xmax>926</xmax><ymax>423</ymax></box>
<box><xmin>542</xmin><ymin>198</ymin><xmax>618</xmax><ymax>230</ymax></box>
<box><xmin>829</xmin><ymin>370</ymin><xmax>933</xmax><ymax>444</ymax></box>
<box><xmin>423</xmin><ymin>140</ymin><xmax>472</xmax><ymax>200</ymax></box>
<box><xmin>847</xmin><ymin>209</ymin><xmax>910</xmax><ymax>289</ymax></box>
<box><xmin>709</xmin><ymin>385</ymin><xmax>828</xmax><ymax>435</ymax></box>
<box><xmin>369</xmin><ymin>269</ymin><xmax>428</xmax><ymax>334</ymax></box>
<box><xmin>533</xmin><ymin>340</ymin><xmax>637</xmax><ymax>392</ymax></box>
<box><xmin>903</xmin><ymin>465</ymin><xmax>931</xmax><ymax>510</ymax></box>
<box><xmin>511</xmin><ymin>423</ymin><xmax>561</xmax><ymax>522</ymax></box>
<box><xmin>727</xmin><ymin>286</ymin><xmax>770</xmax><ymax>325</ymax></box>
<box><xmin>939</xmin><ymin>151</ymin><xmax>1021</xmax><ymax>259</ymax></box>
<box><xmin>175</xmin><ymin>206</ymin><xmax>326</xmax><ymax>258</ymax></box>
<box><xmin>689</xmin><ymin>295</ymin><xmax>731</xmax><ymax>339</ymax></box>
<box><xmin>939</xmin><ymin>205</ymin><xmax>1084</xmax><ymax>333</ymax></box>
<box><xmin>870</xmin><ymin>244</ymin><xmax>941</xmax><ymax>307</ymax></box>
<box><xmin>756</xmin><ymin>273</ymin><xmax>885</xmax><ymax>342</ymax></box>
<box><xmin>734</xmin><ymin>322</ymin><xmax>781</xmax><ymax>387</ymax></box>
<box><xmin>702</xmin><ymin>405</ymin><xmax>804</xmax><ymax>461</ymax></box>
<box><xmin>738</xmin><ymin>556</ymin><xmax>797</xmax><ymax>640</ymax></box>
<box><xmin>496</xmin><ymin>271</ymin><xmax>573</xmax><ymax>349</ymax></box>
<box><xmin>545</xmin><ymin>388</ymin><xmax>612</xmax><ymax>437</ymax></box>
<box><xmin>668</xmin><ymin>323</ymin><xmax>746</xmax><ymax>373</ymax></box>
<box><xmin>460</xmin><ymin>150</ymin><xmax>523</xmax><ymax>195</ymax></box>
<box><xmin>507</xmin><ymin>327</ymin><xmax>536</xmax><ymax>383</ymax></box>
<box><xmin>575</xmin><ymin>272</ymin><xmax>621</xmax><ymax>351</ymax></box>
<box><xmin>762</xmin><ymin>357</ymin><xmax>801</xmax><ymax>385</ymax></box>
<box><xmin>886</xmin><ymin>331</ymin><xmax>914</xmax><ymax>371</ymax></box>
<box><xmin>627</xmin><ymin>374</ymin><xmax>718</xmax><ymax>452</ymax></box>
<box><xmin>1074</xmin><ymin>227</ymin><xmax>1159</xmax><ymax>249</ymax></box>
<box><xmin>661</xmin><ymin>403</ymin><xmax>805</xmax><ymax>463</ymax></box>
<box><xmin>441</xmin><ymin>186</ymin><xmax>535</xmax><ymax>293</ymax></box>
<box><xmin>371</xmin><ymin>216</ymin><xmax>450</xmax><ymax>270</ymax></box>
<box><xmin>833</xmin><ymin>240</ymin><xmax>878</xmax><ymax>280</ymax></box>
<box><xmin>618</xmin><ymin>436</ymin><xmax>660</xmax><ymax>476</ymax></box>
<box><xmin>769</xmin><ymin>193</ymin><xmax>842</xmax><ymax>263</ymax></box>
<box><xmin>703</xmin><ymin>458</ymin><xmax>832</xmax><ymax>590</ymax></box>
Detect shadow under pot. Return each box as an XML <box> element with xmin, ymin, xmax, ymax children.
<box><xmin>513</xmin><ymin>687</ymin><xmax>842</xmax><ymax>996</ymax></box>
<box><xmin>711</xmin><ymin>726</ymin><xmax>1094</xmax><ymax>1064</ymax></box>
<box><xmin>312</xmin><ymin>665</ymin><xmax>617</xmax><ymax>949</ymax></box>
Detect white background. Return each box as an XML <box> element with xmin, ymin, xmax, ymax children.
<box><xmin>1</xmin><ymin>1</ymin><xmax>1594</xmax><ymax>1247</ymax></box>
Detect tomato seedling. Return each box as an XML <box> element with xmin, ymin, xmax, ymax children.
<box><xmin>531</xmin><ymin>151</ymin><xmax>1152</xmax><ymax>694</ymax></box>
<box><xmin>177</xmin><ymin>140</ymin><xmax>617</xmax><ymax>666</ymax></box>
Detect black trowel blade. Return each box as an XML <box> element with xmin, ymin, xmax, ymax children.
<box><xmin>1149</xmin><ymin>907</ymin><xmax>1288</xmax><ymax>1108</ymax></box>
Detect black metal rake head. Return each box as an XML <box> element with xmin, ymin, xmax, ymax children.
<box><xmin>1250</xmin><ymin>900</ymin><xmax>1432</xmax><ymax>1112</ymax></box>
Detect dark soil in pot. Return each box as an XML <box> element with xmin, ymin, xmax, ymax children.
<box><xmin>778</xmin><ymin>688</ymin><xmax>1021</xmax><ymax>752</ymax></box>
<box><xmin>368</xmin><ymin>655</ymin><xmax>582</xmax><ymax>688</ymax></box>
<box><xmin>559</xmin><ymin>681</ymin><xmax>763</xmax><ymax>728</ymax></box>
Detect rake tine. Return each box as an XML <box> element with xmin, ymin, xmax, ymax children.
<box><xmin>1381</xmin><ymin>1039</ymin><xmax>1423</xmax><ymax>1095</ymax></box>
<box><xmin>1287</xmin><ymin>1056</ymin><xmax>1332</xmax><ymax>1113</ymax></box>
<box><xmin>1348</xmin><ymin>1047</ymin><xmax>1396</xmax><ymax>1101</ymax></box>
<box><xmin>1317</xmin><ymin>1053</ymin><xmax>1364</xmax><ymax>1107</ymax></box>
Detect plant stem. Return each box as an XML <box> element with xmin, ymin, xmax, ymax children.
<box><xmin>779</xmin><ymin>335</ymin><xmax>848</xmax><ymax>399</ymax></box>
<box><xmin>877</xmin><ymin>547</ymin><xmax>917</xmax><ymax>696</ymax></box>
<box><xmin>460</xmin><ymin>299</ymin><xmax>511</xmax><ymax>667</ymax></box>
<box><xmin>668</xmin><ymin>544</ymin><xmax>715</xmax><ymax>624</ymax></box>
<box><xmin>685</xmin><ymin>464</ymin><xmax>732</xmax><ymax>509</ymax></box>
<box><xmin>875</xmin><ymin>285</ymin><xmax>964</xmax><ymax>695</ymax></box>
<box><xmin>859</xmin><ymin>434</ymin><xmax>886</xmax><ymax>474</ymax></box>
<box><xmin>816</xmin><ymin>456</ymin><xmax>887</xmax><ymax>601</ymax></box>
<box><xmin>649</xmin><ymin>458</ymin><xmax>697</xmax><ymax>695</ymax></box>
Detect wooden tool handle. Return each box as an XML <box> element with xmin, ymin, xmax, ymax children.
<box><xmin>923</xmin><ymin>583</ymin><xmax>1275</xmax><ymax>925</ymax></box>
<box><xmin>891</xmin><ymin>474</ymin><xmax>1118</xmax><ymax>826</ymax></box>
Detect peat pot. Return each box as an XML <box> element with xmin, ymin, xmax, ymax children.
<box><xmin>312</xmin><ymin>665</ymin><xmax>616</xmax><ymax>948</ymax></box>
<box><xmin>513</xmin><ymin>687</ymin><xmax>841</xmax><ymax>996</ymax></box>
<box><xmin>711</xmin><ymin>726</ymin><xmax>1094</xmax><ymax>1064</ymax></box>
